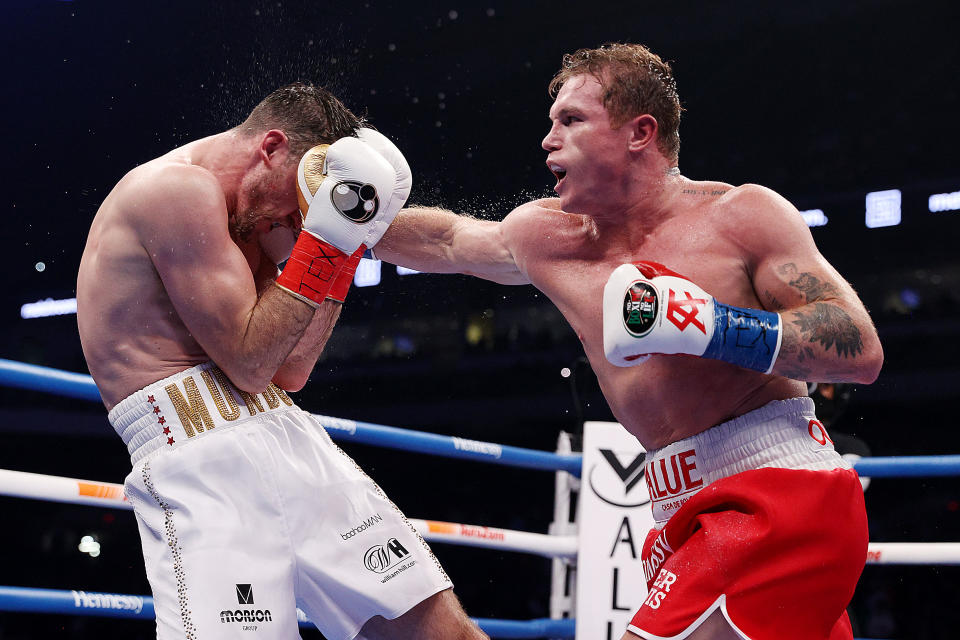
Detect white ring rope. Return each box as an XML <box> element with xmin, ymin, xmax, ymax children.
<box><xmin>2</xmin><ymin>468</ymin><xmax>957</xmax><ymax>565</ymax></box>
<box><xmin>0</xmin><ymin>468</ymin><xmax>576</xmax><ymax>558</ymax></box>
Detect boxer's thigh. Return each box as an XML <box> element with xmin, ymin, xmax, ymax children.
<box><xmin>125</xmin><ymin>429</ymin><xmax>300</xmax><ymax>639</ymax></box>
<box><xmin>267</xmin><ymin>411</ymin><xmax>454</xmax><ymax>640</ymax></box>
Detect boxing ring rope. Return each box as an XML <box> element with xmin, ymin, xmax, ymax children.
<box><xmin>2</xmin><ymin>358</ymin><xmax>960</xmax><ymax>638</ymax></box>
<box><xmin>0</xmin><ymin>585</ymin><xmax>575</xmax><ymax>638</ymax></box>
<box><xmin>3</xmin><ymin>358</ymin><xmax>958</xmax><ymax>478</ymax></box>
<box><xmin>4</xmin><ymin>468</ymin><xmax>960</xmax><ymax>565</ymax></box>
<box><xmin>0</xmin><ymin>469</ymin><xmax>579</xmax><ymax>558</ymax></box>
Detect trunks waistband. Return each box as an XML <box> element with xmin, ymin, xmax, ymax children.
<box><xmin>107</xmin><ymin>362</ymin><xmax>299</xmax><ymax>465</ymax></box>
<box><xmin>644</xmin><ymin>397</ymin><xmax>850</xmax><ymax>526</ymax></box>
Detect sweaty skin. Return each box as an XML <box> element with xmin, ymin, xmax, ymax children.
<box><xmin>376</xmin><ymin>75</ymin><xmax>882</xmax><ymax>449</ymax></box>
<box><xmin>77</xmin><ymin>129</ymin><xmax>338</xmax><ymax>411</ymax></box>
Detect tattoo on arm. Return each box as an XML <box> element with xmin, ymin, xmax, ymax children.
<box><xmin>789</xmin><ymin>303</ymin><xmax>864</xmax><ymax>358</ymax></box>
<box><xmin>777</xmin><ymin>263</ymin><xmax>841</xmax><ymax>302</ymax></box>
<box><xmin>763</xmin><ymin>289</ymin><xmax>786</xmax><ymax>311</ymax></box>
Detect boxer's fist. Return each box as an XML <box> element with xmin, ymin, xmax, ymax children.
<box><xmin>276</xmin><ymin>136</ymin><xmax>397</xmax><ymax>306</ymax></box>
<box><xmin>296</xmin><ymin>135</ymin><xmax>398</xmax><ymax>254</ymax></box>
<box><xmin>603</xmin><ymin>261</ymin><xmax>717</xmax><ymax>365</ymax></box>
<box><xmin>603</xmin><ymin>261</ymin><xmax>782</xmax><ymax>373</ymax></box>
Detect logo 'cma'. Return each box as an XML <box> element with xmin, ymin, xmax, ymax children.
<box><xmin>588</xmin><ymin>449</ymin><xmax>651</xmax><ymax>508</ymax></box>
<box><xmin>363</xmin><ymin>538</ymin><xmax>410</xmax><ymax>574</ymax></box>
<box><xmin>163</xmin><ymin>367</ymin><xmax>294</xmax><ymax>437</ymax></box>
<box><xmin>331</xmin><ymin>181</ymin><xmax>379</xmax><ymax>223</ymax></box>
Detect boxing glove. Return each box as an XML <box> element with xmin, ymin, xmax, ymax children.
<box><xmin>276</xmin><ymin>136</ymin><xmax>396</xmax><ymax>306</ymax></box>
<box><xmin>323</xmin><ymin>128</ymin><xmax>413</xmax><ymax>301</ymax></box>
<box><xmin>603</xmin><ymin>261</ymin><xmax>782</xmax><ymax>373</ymax></box>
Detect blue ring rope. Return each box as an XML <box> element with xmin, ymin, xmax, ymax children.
<box><xmin>2</xmin><ymin>358</ymin><xmax>960</xmax><ymax>479</ymax></box>
<box><xmin>0</xmin><ymin>586</ymin><xmax>575</xmax><ymax>638</ymax></box>
<box><xmin>0</xmin><ymin>359</ymin><xmax>581</xmax><ymax>476</ymax></box>
<box><xmin>0</xmin><ymin>585</ymin><xmax>899</xmax><ymax>640</ymax></box>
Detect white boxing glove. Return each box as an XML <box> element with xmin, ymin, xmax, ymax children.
<box><xmin>296</xmin><ymin>135</ymin><xmax>397</xmax><ymax>254</ymax></box>
<box><xmin>356</xmin><ymin>127</ymin><xmax>412</xmax><ymax>259</ymax></box>
<box><xmin>276</xmin><ymin>136</ymin><xmax>396</xmax><ymax>306</ymax></box>
<box><xmin>603</xmin><ymin>261</ymin><xmax>782</xmax><ymax>373</ymax></box>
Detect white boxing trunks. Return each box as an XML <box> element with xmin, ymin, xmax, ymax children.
<box><xmin>109</xmin><ymin>362</ymin><xmax>452</xmax><ymax>640</ymax></box>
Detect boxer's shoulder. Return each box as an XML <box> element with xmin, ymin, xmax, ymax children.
<box><xmin>709</xmin><ymin>183</ymin><xmax>800</xmax><ymax>226</ymax></box>
<box><xmin>503</xmin><ymin>197</ymin><xmax>582</xmax><ymax>232</ymax></box>
<box><xmin>502</xmin><ymin>197</ymin><xmax>588</xmax><ymax>255</ymax></box>
<box><xmin>116</xmin><ymin>160</ymin><xmax>226</xmax><ymax>231</ymax></box>
<box><xmin>504</xmin><ymin>197</ymin><xmax>561</xmax><ymax>222</ymax></box>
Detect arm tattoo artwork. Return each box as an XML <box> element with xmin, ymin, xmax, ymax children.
<box><xmin>790</xmin><ymin>303</ymin><xmax>864</xmax><ymax>358</ymax></box>
<box><xmin>776</xmin><ymin>263</ymin><xmax>864</xmax><ymax>360</ymax></box>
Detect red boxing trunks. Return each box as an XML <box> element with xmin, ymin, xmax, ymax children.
<box><xmin>630</xmin><ymin>398</ymin><xmax>868</xmax><ymax>640</ymax></box>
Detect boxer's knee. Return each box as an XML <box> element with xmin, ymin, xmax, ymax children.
<box><xmin>685</xmin><ymin>609</ymin><xmax>745</xmax><ymax>640</ymax></box>
<box><xmin>359</xmin><ymin>588</ymin><xmax>487</xmax><ymax>640</ymax></box>
<box><xmin>623</xmin><ymin>609</ymin><xmax>745</xmax><ymax>640</ymax></box>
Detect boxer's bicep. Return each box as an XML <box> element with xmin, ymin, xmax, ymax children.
<box><xmin>135</xmin><ymin>173</ymin><xmax>260</xmax><ymax>362</ymax></box>
<box><xmin>735</xmin><ymin>188</ymin><xmax>858</xmax><ymax>311</ymax></box>
<box><xmin>451</xmin><ymin>217</ymin><xmax>529</xmax><ymax>284</ymax></box>
<box><xmin>731</xmin><ymin>185</ymin><xmax>882</xmax><ymax>381</ymax></box>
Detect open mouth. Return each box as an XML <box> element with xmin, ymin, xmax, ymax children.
<box><xmin>549</xmin><ymin>163</ymin><xmax>567</xmax><ymax>189</ymax></box>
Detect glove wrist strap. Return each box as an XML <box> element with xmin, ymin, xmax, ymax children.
<box><xmin>326</xmin><ymin>246</ymin><xmax>366</xmax><ymax>303</ymax></box>
<box><xmin>702</xmin><ymin>302</ymin><xmax>782</xmax><ymax>374</ymax></box>
<box><xmin>275</xmin><ymin>232</ymin><xmax>349</xmax><ymax>307</ymax></box>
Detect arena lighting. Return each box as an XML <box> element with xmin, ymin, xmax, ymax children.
<box><xmin>354</xmin><ymin>258</ymin><xmax>382</xmax><ymax>287</ymax></box>
<box><xmin>799</xmin><ymin>209</ymin><xmax>828</xmax><ymax>227</ymax></box>
<box><xmin>929</xmin><ymin>189</ymin><xmax>960</xmax><ymax>213</ymax></box>
<box><xmin>20</xmin><ymin>297</ymin><xmax>77</xmax><ymax>319</ymax></box>
<box><xmin>396</xmin><ymin>265</ymin><xmax>422</xmax><ymax>275</ymax></box>
<box><xmin>865</xmin><ymin>189</ymin><xmax>902</xmax><ymax>228</ymax></box>
<box><xmin>78</xmin><ymin>535</ymin><xmax>101</xmax><ymax>558</ymax></box>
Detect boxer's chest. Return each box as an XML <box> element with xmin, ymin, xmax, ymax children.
<box><xmin>520</xmin><ymin>217</ymin><xmax>749</xmax><ymax>349</ymax></box>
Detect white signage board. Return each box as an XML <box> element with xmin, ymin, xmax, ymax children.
<box><xmin>576</xmin><ymin>421</ymin><xmax>656</xmax><ymax>640</ymax></box>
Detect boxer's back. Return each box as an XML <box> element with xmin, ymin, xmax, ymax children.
<box><xmin>507</xmin><ymin>184</ymin><xmax>806</xmax><ymax>449</ymax></box>
<box><xmin>78</xmin><ymin>151</ymin><xmax>213</xmax><ymax>411</ymax></box>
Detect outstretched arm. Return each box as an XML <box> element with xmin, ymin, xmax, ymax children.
<box><xmin>374</xmin><ymin>206</ymin><xmax>530</xmax><ymax>285</ymax></box>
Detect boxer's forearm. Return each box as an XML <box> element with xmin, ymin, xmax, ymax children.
<box><xmin>772</xmin><ymin>300</ymin><xmax>883</xmax><ymax>383</ymax></box>
<box><xmin>216</xmin><ymin>283</ymin><xmax>318</xmax><ymax>393</ymax></box>
<box><xmin>377</xmin><ymin>207</ymin><xmax>529</xmax><ymax>284</ymax></box>
<box><xmin>272</xmin><ymin>300</ymin><xmax>342</xmax><ymax>392</ymax></box>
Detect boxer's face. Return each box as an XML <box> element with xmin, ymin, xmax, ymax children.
<box><xmin>233</xmin><ymin>156</ymin><xmax>302</xmax><ymax>244</ymax></box>
<box><xmin>542</xmin><ymin>74</ymin><xmax>633</xmax><ymax>214</ymax></box>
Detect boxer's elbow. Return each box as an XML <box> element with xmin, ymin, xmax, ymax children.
<box><xmin>854</xmin><ymin>337</ymin><xmax>884</xmax><ymax>384</ymax></box>
<box><xmin>272</xmin><ymin>367</ymin><xmax>309</xmax><ymax>393</ymax></box>
<box><xmin>220</xmin><ymin>361</ymin><xmax>276</xmax><ymax>395</ymax></box>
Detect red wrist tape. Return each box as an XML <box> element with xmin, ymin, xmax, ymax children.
<box><xmin>275</xmin><ymin>232</ymin><xmax>350</xmax><ymax>306</ymax></box>
<box><xmin>326</xmin><ymin>245</ymin><xmax>366</xmax><ymax>303</ymax></box>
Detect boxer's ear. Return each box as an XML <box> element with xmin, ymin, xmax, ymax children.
<box><xmin>259</xmin><ymin>129</ymin><xmax>290</xmax><ymax>165</ymax></box>
<box><xmin>626</xmin><ymin>114</ymin><xmax>658</xmax><ymax>153</ymax></box>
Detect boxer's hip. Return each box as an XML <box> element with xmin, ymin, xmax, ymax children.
<box><xmin>644</xmin><ymin>396</ymin><xmax>851</xmax><ymax>526</ymax></box>
<box><xmin>108</xmin><ymin>362</ymin><xmax>300</xmax><ymax>465</ymax></box>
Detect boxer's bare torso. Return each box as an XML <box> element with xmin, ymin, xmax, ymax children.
<box><xmin>499</xmin><ymin>189</ymin><xmax>805</xmax><ymax>449</ymax></box>
<box><xmin>78</xmin><ymin>132</ymin><xmax>316</xmax><ymax>410</ymax></box>
<box><xmin>378</xmin><ymin>73</ymin><xmax>879</xmax><ymax>450</ymax></box>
